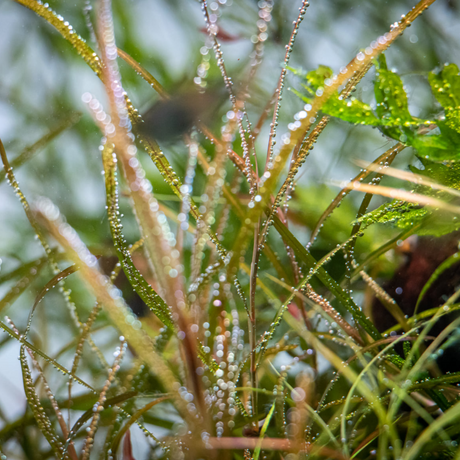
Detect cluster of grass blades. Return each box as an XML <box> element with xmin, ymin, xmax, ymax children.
<box><xmin>1</xmin><ymin>0</ymin><xmax>460</xmax><ymax>458</ymax></box>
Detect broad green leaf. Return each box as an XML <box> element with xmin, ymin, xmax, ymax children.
<box><xmin>374</xmin><ymin>54</ymin><xmax>414</xmax><ymax>125</ymax></box>
<box><xmin>357</xmin><ymin>198</ymin><xmax>460</xmax><ymax>237</ymax></box>
<box><xmin>409</xmin><ymin>125</ymin><xmax>460</xmax><ymax>162</ymax></box>
<box><xmin>291</xmin><ymin>59</ymin><xmax>434</xmax><ymax>129</ymax></box>
<box><xmin>429</xmin><ymin>63</ymin><xmax>460</xmax><ymax>133</ymax></box>
<box><xmin>356</xmin><ymin>159</ymin><xmax>460</xmax><ymax>237</ymax></box>
<box><xmin>291</xmin><ymin>65</ymin><xmax>383</xmax><ymax>126</ymax></box>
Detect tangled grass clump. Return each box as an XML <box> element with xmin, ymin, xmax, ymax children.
<box><xmin>1</xmin><ymin>0</ymin><xmax>460</xmax><ymax>459</ymax></box>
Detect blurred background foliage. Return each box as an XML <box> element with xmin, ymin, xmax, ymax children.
<box><xmin>1</xmin><ymin>0</ymin><xmax>460</xmax><ymax>458</ymax></box>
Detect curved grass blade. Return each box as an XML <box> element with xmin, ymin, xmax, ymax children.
<box><xmin>13</xmin><ymin>0</ymin><xmax>102</xmax><ymax>75</ymax></box>
<box><xmin>0</xmin><ymin>319</ymin><xmax>94</xmax><ymax>391</ymax></box>
<box><xmin>253</xmin><ymin>400</ymin><xmax>276</xmax><ymax>460</ymax></box>
<box><xmin>26</xmin><ymin>257</ymin><xmax>101</xmax><ymax>337</ymax></box>
<box><xmin>0</xmin><ymin>257</ymin><xmax>47</xmax><ymax>315</ymax></box>
<box><xmin>64</xmin><ymin>391</ymin><xmax>139</xmax><ymax>448</ymax></box>
<box><xmin>342</xmin><ymin>181</ymin><xmax>460</xmax><ymax>214</ymax></box>
<box><xmin>355</xmin><ymin>158</ymin><xmax>460</xmax><ymax>199</ymax></box>
<box><xmin>111</xmin><ymin>395</ymin><xmax>170</xmax><ymax>457</ymax></box>
<box><xmin>101</xmin><ymin>140</ymin><xmax>174</xmax><ymax>329</ymax></box>
<box><xmin>0</xmin><ymin>138</ymin><xmax>100</xmax><ymax>357</ymax></box>
<box><xmin>7</xmin><ymin>319</ymin><xmax>79</xmax><ymax>460</ymax></box>
<box><xmin>350</xmin><ymin>225</ymin><xmax>420</xmax><ymax>279</ymax></box>
<box><xmin>0</xmin><ymin>139</ymin><xmax>56</xmax><ymax>266</ymax></box>
<box><xmin>20</xmin><ymin>346</ymin><xmax>68</xmax><ymax>459</ymax></box>
<box><xmin>359</xmin><ymin>270</ymin><xmax>409</xmax><ymax>332</ymax></box>
<box><xmin>415</xmin><ymin>250</ymin><xmax>460</xmax><ymax>314</ymax></box>
<box><xmin>81</xmin><ymin>339</ymin><xmax>126</xmax><ymax>460</ymax></box>
<box><xmin>0</xmin><ymin>251</ymin><xmax>65</xmax><ymax>284</ymax></box>
<box><xmin>309</xmin><ymin>144</ymin><xmax>405</xmax><ymax>247</ymax></box>
<box><xmin>33</xmin><ymin>200</ymin><xmax>190</xmax><ymax>420</ymax></box>
<box><xmin>404</xmin><ymin>393</ymin><xmax>460</xmax><ymax>460</ymax></box>
<box><xmin>265</xmin><ymin>1</ymin><xmax>309</xmax><ymax>166</ymax></box>
<box><xmin>273</xmin><ymin>215</ymin><xmax>381</xmax><ymax>340</ymax></box>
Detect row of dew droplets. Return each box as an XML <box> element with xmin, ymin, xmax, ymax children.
<box><xmin>33</xmin><ymin>198</ymin><xmax>201</xmax><ymax>445</ymax></box>
<box><xmin>202</xmin><ymin>308</ymin><xmax>245</xmax><ymax>439</ymax></box>
<box><xmin>17</xmin><ymin>0</ymin><xmax>102</xmax><ymax>75</ymax></box>
<box><xmin>0</xmin><ymin>135</ymin><xmax>112</xmax><ymax>436</ymax></box>
<box><xmin>8</xmin><ymin>317</ymin><xmax>78</xmax><ymax>460</ymax></box>
<box><xmin>200</xmin><ymin>0</ymin><xmax>257</xmax><ymax>195</ymax></box>
<box><xmin>97</xmin><ymin>0</ymin><xmax>219</xmax><ymax>439</ymax></box>
<box><xmin>19</xmin><ymin>344</ymin><xmax>69</xmax><ymax>459</ymax></box>
<box><xmin>97</xmin><ymin>133</ymin><xmax>174</xmax><ymax>327</ymax></box>
<box><xmin>96</xmin><ymin>0</ymin><xmax>188</xmax><ymax>324</ymax></box>
<box><xmin>81</xmin><ymin>337</ymin><xmax>127</xmax><ymax>460</ymax></box>
<box><xmin>308</xmin><ymin>143</ymin><xmax>405</xmax><ymax>248</ymax></box>
<box><xmin>265</xmin><ymin>0</ymin><xmax>309</xmax><ymax>168</ymax></box>
<box><xmin>254</xmin><ymin>0</ymin><xmax>437</xmax><ymax>248</ymax></box>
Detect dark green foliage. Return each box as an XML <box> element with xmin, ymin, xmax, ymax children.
<box><xmin>2</xmin><ymin>0</ymin><xmax>460</xmax><ymax>459</ymax></box>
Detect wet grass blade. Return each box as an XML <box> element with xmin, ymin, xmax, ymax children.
<box><xmin>20</xmin><ymin>346</ymin><xmax>68</xmax><ymax>459</ymax></box>
<box><xmin>415</xmin><ymin>250</ymin><xmax>460</xmax><ymax>314</ymax></box>
<box><xmin>101</xmin><ymin>140</ymin><xmax>174</xmax><ymax>328</ymax></box>
<box><xmin>273</xmin><ymin>215</ymin><xmax>381</xmax><ymax>340</ymax></box>
<box><xmin>111</xmin><ymin>395</ymin><xmax>170</xmax><ymax>457</ymax></box>
<box><xmin>0</xmin><ymin>319</ymin><xmax>94</xmax><ymax>391</ymax></box>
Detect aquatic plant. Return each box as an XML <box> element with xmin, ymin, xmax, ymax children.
<box><xmin>1</xmin><ymin>0</ymin><xmax>460</xmax><ymax>458</ymax></box>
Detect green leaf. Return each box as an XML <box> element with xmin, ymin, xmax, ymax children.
<box><xmin>356</xmin><ymin>158</ymin><xmax>460</xmax><ymax>237</ymax></box>
<box><xmin>357</xmin><ymin>197</ymin><xmax>460</xmax><ymax>238</ymax></box>
<box><xmin>291</xmin><ymin>59</ymin><xmax>432</xmax><ymax>128</ymax></box>
<box><xmin>291</xmin><ymin>65</ymin><xmax>382</xmax><ymax>126</ymax></box>
<box><xmin>429</xmin><ymin>63</ymin><xmax>460</xmax><ymax>133</ymax></box>
<box><xmin>409</xmin><ymin>124</ymin><xmax>460</xmax><ymax>162</ymax></box>
<box><xmin>374</xmin><ymin>54</ymin><xmax>414</xmax><ymax>125</ymax></box>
